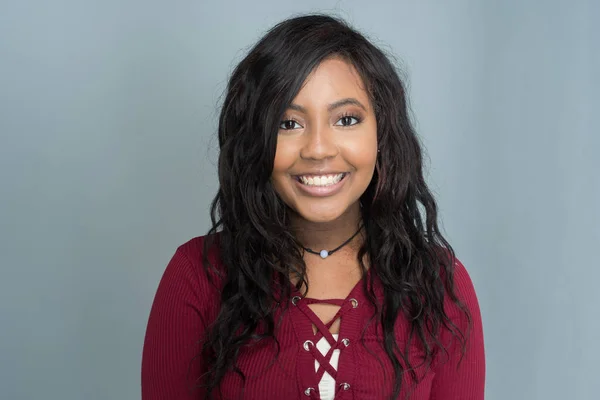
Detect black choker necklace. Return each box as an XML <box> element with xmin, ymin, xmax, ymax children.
<box><xmin>301</xmin><ymin>224</ymin><xmax>364</xmax><ymax>259</ymax></box>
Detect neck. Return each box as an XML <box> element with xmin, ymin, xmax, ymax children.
<box><xmin>290</xmin><ymin>202</ymin><xmax>363</xmax><ymax>253</ymax></box>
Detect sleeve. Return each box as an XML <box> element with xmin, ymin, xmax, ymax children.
<box><xmin>429</xmin><ymin>259</ymin><xmax>486</xmax><ymax>400</ymax></box>
<box><xmin>141</xmin><ymin>248</ymin><xmax>208</xmax><ymax>399</ymax></box>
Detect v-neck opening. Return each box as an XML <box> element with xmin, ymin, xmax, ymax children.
<box><xmin>289</xmin><ymin>266</ymin><xmax>371</xmax><ymax>303</ymax></box>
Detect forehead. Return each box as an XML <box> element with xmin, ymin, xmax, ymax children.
<box><xmin>292</xmin><ymin>57</ymin><xmax>370</xmax><ymax>107</ymax></box>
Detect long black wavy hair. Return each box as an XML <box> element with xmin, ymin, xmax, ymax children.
<box><xmin>197</xmin><ymin>14</ymin><xmax>469</xmax><ymax>399</ymax></box>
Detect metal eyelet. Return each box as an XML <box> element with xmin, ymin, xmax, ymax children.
<box><xmin>340</xmin><ymin>382</ymin><xmax>351</xmax><ymax>391</ymax></box>
<box><xmin>349</xmin><ymin>298</ymin><xmax>358</xmax><ymax>308</ymax></box>
<box><xmin>304</xmin><ymin>387</ymin><xmax>315</xmax><ymax>396</ymax></box>
<box><xmin>303</xmin><ymin>340</ymin><xmax>314</xmax><ymax>351</ymax></box>
<box><xmin>341</xmin><ymin>338</ymin><xmax>350</xmax><ymax>347</ymax></box>
<box><xmin>291</xmin><ymin>296</ymin><xmax>301</xmax><ymax>305</ymax></box>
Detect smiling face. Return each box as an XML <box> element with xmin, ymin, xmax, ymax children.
<box><xmin>271</xmin><ymin>57</ymin><xmax>378</xmax><ymax>224</ymax></box>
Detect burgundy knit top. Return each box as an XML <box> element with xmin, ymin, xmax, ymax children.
<box><xmin>142</xmin><ymin>235</ymin><xmax>485</xmax><ymax>399</ymax></box>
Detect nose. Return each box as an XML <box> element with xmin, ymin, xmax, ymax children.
<box><xmin>299</xmin><ymin>123</ymin><xmax>338</xmax><ymax>161</ymax></box>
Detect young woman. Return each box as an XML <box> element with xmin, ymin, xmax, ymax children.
<box><xmin>142</xmin><ymin>14</ymin><xmax>485</xmax><ymax>400</ymax></box>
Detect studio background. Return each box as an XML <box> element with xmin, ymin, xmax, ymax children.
<box><xmin>1</xmin><ymin>1</ymin><xmax>597</xmax><ymax>399</ymax></box>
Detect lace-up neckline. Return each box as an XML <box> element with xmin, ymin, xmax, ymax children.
<box><xmin>289</xmin><ymin>273</ymin><xmax>368</xmax><ymax>399</ymax></box>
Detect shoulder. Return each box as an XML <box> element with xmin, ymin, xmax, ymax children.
<box><xmin>175</xmin><ymin>233</ymin><xmax>225</xmax><ymax>276</ymax></box>
<box><xmin>175</xmin><ymin>234</ymin><xmax>224</xmax><ymax>275</ymax></box>
<box><xmin>449</xmin><ymin>257</ymin><xmax>480</xmax><ymax>309</ymax></box>
<box><xmin>450</xmin><ymin>258</ymin><xmax>479</xmax><ymax>304</ymax></box>
<box><xmin>442</xmin><ymin>256</ymin><xmax>484</xmax><ymax>342</ymax></box>
<box><xmin>153</xmin><ymin>234</ymin><xmax>225</xmax><ymax>314</ymax></box>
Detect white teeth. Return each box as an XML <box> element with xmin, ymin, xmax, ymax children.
<box><xmin>298</xmin><ymin>173</ymin><xmax>344</xmax><ymax>187</ymax></box>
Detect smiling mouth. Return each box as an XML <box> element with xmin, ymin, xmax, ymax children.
<box><xmin>294</xmin><ymin>173</ymin><xmax>347</xmax><ymax>187</ymax></box>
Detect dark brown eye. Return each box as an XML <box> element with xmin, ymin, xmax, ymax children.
<box><xmin>280</xmin><ymin>120</ymin><xmax>301</xmax><ymax>130</ymax></box>
<box><xmin>335</xmin><ymin>116</ymin><xmax>360</xmax><ymax>127</ymax></box>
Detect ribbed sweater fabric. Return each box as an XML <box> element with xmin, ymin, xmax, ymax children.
<box><xmin>142</xmin><ymin>235</ymin><xmax>485</xmax><ymax>399</ymax></box>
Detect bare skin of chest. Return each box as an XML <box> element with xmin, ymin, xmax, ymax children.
<box><xmin>300</xmin><ymin>253</ymin><xmax>364</xmax><ymax>335</ymax></box>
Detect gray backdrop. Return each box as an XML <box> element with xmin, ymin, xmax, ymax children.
<box><xmin>1</xmin><ymin>1</ymin><xmax>598</xmax><ymax>399</ymax></box>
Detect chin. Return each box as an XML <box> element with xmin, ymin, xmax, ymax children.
<box><xmin>302</xmin><ymin>214</ymin><xmax>341</xmax><ymax>224</ymax></box>
<box><xmin>294</xmin><ymin>203</ymin><xmax>349</xmax><ymax>224</ymax></box>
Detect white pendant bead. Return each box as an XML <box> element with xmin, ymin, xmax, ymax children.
<box><xmin>319</xmin><ymin>250</ymin><xmax>329</xmax><ymax>259</ymax></box>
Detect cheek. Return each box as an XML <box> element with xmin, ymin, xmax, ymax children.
<box><xmin>346</xmin><ymin>133</ymin><xmax>378</xmax><ymax>170</ymax></box>
<box><xmin>272</xmin><ymin>140</ymin><xmax>293</xmax><ymax>177</ymax></box>
<box><xmin>271</xmin><ymin>140</ymin><xmax>297</xmax><ymax>200</ymax></box>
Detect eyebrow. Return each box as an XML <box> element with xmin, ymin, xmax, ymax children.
<box><xmin>287</xmin><ymin>97</ymin><xmax>367</xmax><ymax>113</ymax></box>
